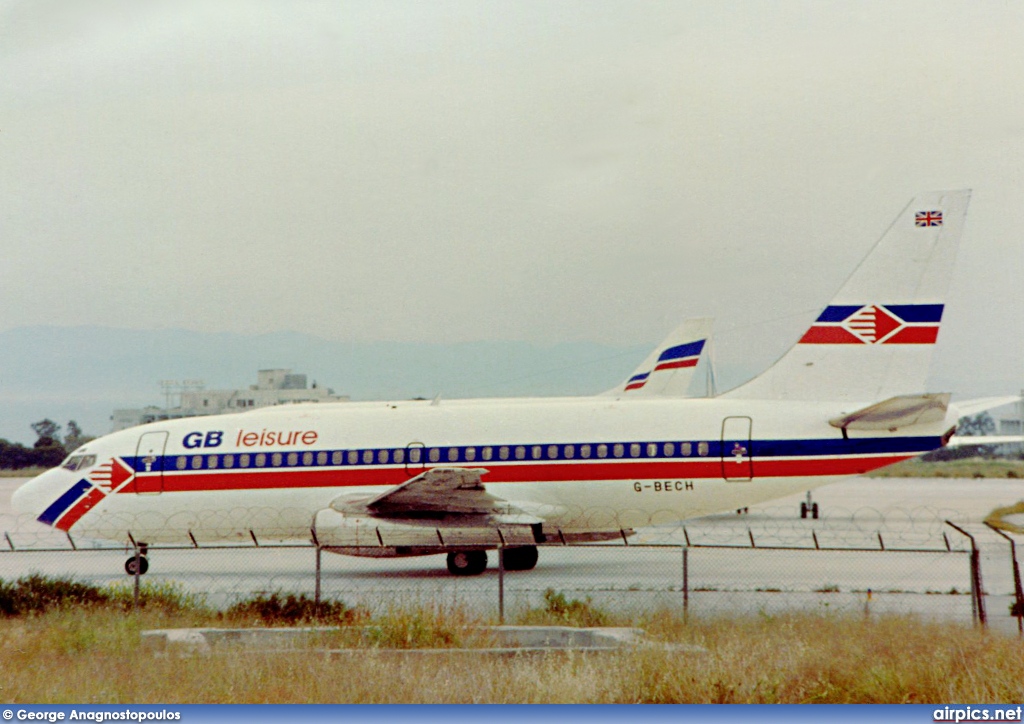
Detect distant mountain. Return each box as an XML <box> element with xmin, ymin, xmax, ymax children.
<box><xmin>0</xmin><ymin>326</ymin><xmax>656</xmax><ymax>444</ymax></box>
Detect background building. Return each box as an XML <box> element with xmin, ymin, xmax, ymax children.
<box><xmin>111</xmin><ymin>369</ymin><xmax>348</xmax><ymax>431</ymax></box>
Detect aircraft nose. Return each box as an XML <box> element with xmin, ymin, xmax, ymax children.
<box><xmin>11</xmin><ymin>471</ymin><xmax>57</xmax><ymax>519</ymax></box>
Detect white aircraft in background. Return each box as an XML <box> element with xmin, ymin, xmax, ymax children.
<box><xmin>14</xmin><ymin>189</ymin><xmax>1010</xmax><ymax>576</ymax></box>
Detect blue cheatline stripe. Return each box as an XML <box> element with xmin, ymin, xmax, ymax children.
<box><xmin>884</xmin><ymin>303</ymin><xmax>944</xmax><ymax>323</ymax></box>
<box><xmin>657</xmin><ymin>339</ymin><xmax>705</xmax><ymax>362</ymax></box>
<box><xmin>815</xmin><ymin>305</ymin><xmax>862</xmax><ymax>322</ymax></box>
<box><xmin>127</xmin><ymin>435</ymin><xmax>944</xmax><ymax>474</ymax></box>
<box><xmin>815</xmin><ymin>303</ymin><xmax>944</xmax><ymax>324</ymax></box>
<box><xmin>38</xmin><ymin>478</ymin><xmax>92</xmax><ymax>525</ymax></box>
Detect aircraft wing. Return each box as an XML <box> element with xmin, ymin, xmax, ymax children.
<box><xmin>605</xmin><ymin>317</ymin><xmax>713</xmax><ymax>397</ymax></box>
<box><xmin>332</xmin><ymin>467</ymin><xmax>521</xmax><ymax>517</ymax></box>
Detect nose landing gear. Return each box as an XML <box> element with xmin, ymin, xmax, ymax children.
<box><xmin>125</xmin><ymin>543</ymin><xmax>149</xmax><ymax>575</ymax></box>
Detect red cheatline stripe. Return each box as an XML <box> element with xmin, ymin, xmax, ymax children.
<box><xmin>118</xmin><ymin>455</ymin><xmax>915</xmax><ymax>494</ymax></box>
<box><xmin>799</xmin><ymin>326</ymin><xmax>864</xmax><ymax>344</ymax></box>
<box><xmin>55</xmin><ymin>488</ymin><xmax>105</xmax><ymax>531</ymax></box>
<box><xmin>653</xmin><ymin>358</ymin><xmax>699</xmax><ymax>371</ymax></box>
<box><xmin>884</xmin><ymin>326</ymin><xmax>939</xmax><ymax>344</ymax></box>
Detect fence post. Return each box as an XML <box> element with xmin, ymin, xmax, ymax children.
<box><xmin>132</xmin><ymin>542</ymin><xmax>141</xmax><ymax>611</ymax></box>
<box><xmin>498</xmin><ymin>545</ymin><xmax>505</xmax><ymax>624</ymax></box>
<box><xmin>986</xmin><ymin>524</ymin><xmax>1024</xmax><ymax>636</ymax></box>
<box><xmin>946</xmin><ymin>521</ymin><xmax>987</xmax><ymax>628</ymax></box>
<box><xmin>682</xmin><ymin>545</ymin><xmax>689</xmax><ymax>618</ymax></box>
<box><xmin>314</xmin><ymin>545</ymin><xmax>322</xmax><ymax>615</ymax></box>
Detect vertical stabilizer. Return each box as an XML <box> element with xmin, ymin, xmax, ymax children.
<box><xmin>724</xmin><ymin>190</ymin><xmax>971</xmax><ymax>401</ymax></box>
<box><xmin>605</xmin><ymin>318</ymin><xmax>713</xmax><ymax>397</ymax></box>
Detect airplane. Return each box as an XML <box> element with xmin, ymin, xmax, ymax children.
<box><xmin>13</xmin><ymin>189</ymin><xmax>1003</xmax><ymax>577</ymax></box>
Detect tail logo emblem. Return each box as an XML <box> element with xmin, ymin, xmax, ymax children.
<box><xmin>799</xmin><ymin>304</ymin><xmax>943</xmax><ymax>345</ymax></box>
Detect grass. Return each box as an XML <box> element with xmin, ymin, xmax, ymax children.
<box><xmin>984</xmin><ymin>501</ymin><xmax>1024</xmax><ymax>535</ymax></box>
<box><xmin>1</xmin><ymin>576</ymin><xmax>1023</xmax><ymax>703</ymax></box>
<box><xmin>868</xmin><ymin>458</ymin><xmax>1024</xmax><ymax>479</ymax></box>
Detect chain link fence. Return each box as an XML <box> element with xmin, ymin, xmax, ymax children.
<box><xmin>3</xmin><ymin>500</ymin><xmax>1022</xmax><ymax>633</ymax></box>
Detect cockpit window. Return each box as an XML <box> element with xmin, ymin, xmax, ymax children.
<box><xmin>61</xmin><ymin>455</ymin><xmax>96</xmax><ymax>471</ymax></box>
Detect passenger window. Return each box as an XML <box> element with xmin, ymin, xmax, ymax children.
<box><xmin>698</xmin><ymin>442</ymin><xmax>709</xmax><ymax>457</ymax></box>
<box><xmin>240</xmin><ymin>454</ymin><xmax>251</xmax><ymax>468</ymax></box>
<box><xmin>393</xmin><ymin>448</ymin><xmax>405</xmax><ymax>464</ymax></box>
<box><xmin>303</xmin><ymin>452</ymin><xmax>313</xmax><ymax>465</ymax></box>
<box><xmin>378</xmin><ymin>449</ymin><xmax>389</xmax><ymax>464</ymax></box>
<box><xmin>317</xmin><ymin>452</ymin><xmax>327</xmax><ymax>465</ymax></box>
<box><xmin>482</xmin><ymin>446</ymin><xmax>493</xmax><ymax>461</ymax></box>
<box><xmin>564</xmin><ymin>445</ymin><xmax>575</xmax><ymax>459</ymax></box>
<box><xmin>597</xmin><ymin>444</ymin><xmax>608</xmax><ymax>458</ymax></box>
<box><xmin>272</xmin><ymin>453</ymin><xmax>283</xmax><ymax>466</ymax></box>
<box><xmin>224</xmin><ymin>454</ymin><xmax>235</xmax><ymax>468</ymax></box>
<box><xmin>681</xmin><ymin>442</ymin><xmax>692</xmax><ymax>456</ymax></box>
<box><xmin>613</xmin><ymin>444</ymin><xmax>624</xmax><ymax>458</ymax></box>
<box><xmin>499</xmin><ymin>446</ymin><xmax>510</xmax><ymax>460</ymax></box>
<box><xmin>191</xmin><ymin>455</ymin><xmax>203</xmax><ymax>470</ymax></box>
<box><xmin>409</xmin><ymin>448</ymin><xmax>421</xmax><ymax>463</ymax></box>
<box><xmin>515</xmin><ymin>446</ymin><xmax>526</xmax><ymax>460</ymax></box>
<box><xmin>664</xmin><ymin>442</ymin><xmax>675</xmax><ymax>457</ymax></box>
<box><xmin>465</xmin><ymin>447</ymin><xmax>476</xmax><ymax>462</ymax></box>
<box><xmin>448</xmin><ymin>447</ymin><xmax>459</xmax><ymax>462</ymax></box>
<box><xmin>362</xmin><ymin>450</ymin><xmax>373</xmax><ymax>464</ymax></box>
<box><xmin>580</xmin><ymin>444</ymin><xmax>591</xmax><ymax>459</ymax></box>
<box><xmin>647</xmin><ymin>443</ymin><xmax>657</xmax><ymax>457</ymax></box>
<box><xmin>630</xmin><ymin>443</ymin><xmax>641</xmax><ymax>457</ymax></box>
<box><xmin>347</xmin><ymin>451</ymin><xmax>358</xmax><ymax>465</ymax></box>
<box><xmin>547</xmin><ymin>445</ymin><xmax>558</xmax><ymax>459</ymax></box>
<box><xmin>429</xmin><ymin>448</ymin><xmax>440</xmax><ymax>463</ymax></box>
<box><xmin>287</xmin><ymin>452</ymin><xmax>298</xmax><ymax>466</ymax></box>
<box><xmin>255</xmin><ymin>453</ymin><xmax>266</xmax><ymax>467</ymax></box>
<box><xmin>208</xmin><ymin>456</ymin><xmax>219</xmax><ymax>469</ymax></box>
<box><xmin>330</xmin><ymin>451</ymin><xmax>341</xmax><ymax>465</ymax></box>
<box><xmin>176</xmin><ymin>456</ymin><xmax>187</xmax><ymax>470</ymax></box>
<box><xmin>531</xmin><ymin>446</ymin><xmax>542</xmax><ymax>460</ymax></box>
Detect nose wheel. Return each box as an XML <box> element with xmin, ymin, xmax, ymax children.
<box><xmin>125</xmin><ymin>543</ymin><xmax>149</xmax><ymax>575</ymax></box>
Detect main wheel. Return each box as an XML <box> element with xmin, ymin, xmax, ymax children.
<box><xmin>125</xmin><ymin>555</ymin><xmax>149</xmax><ymax>576</ymax></box>
<box><xmin>502</xmin><ymin>546</ymin><xmax>539</xmax><ymax>571</ymax></box>
<box><xmin>811</xmin><ymin>502</ymin><xmax>819</xmax><ymax>519</ymax></box>
<box><xmin>800</xmin><ymin>502</ymin><xmax>808</xmax><ymax>519</ymax></box>
<box><xmin>446</xmin><ymin>550</ymin><xmax>487</xmax><ymax>576</ymax></box>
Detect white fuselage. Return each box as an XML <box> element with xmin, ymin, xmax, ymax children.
<box><xmin>12</xmin><ymin>395</ymin><xmax>954</xmax><ymax>548</ymax></box>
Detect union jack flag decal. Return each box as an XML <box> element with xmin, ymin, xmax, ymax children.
<box><xmin>915</xmin><ymin>210</ymin><xmax>943</xmax><ymax>227</ymax></box>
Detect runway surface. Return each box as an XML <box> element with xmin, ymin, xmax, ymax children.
<box><xmin>3</xmin><ymin>475</ymin><xmax>1023</xmax><ymax>632</ymax></box>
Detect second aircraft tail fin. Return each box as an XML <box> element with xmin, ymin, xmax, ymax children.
<box><xmin>605</xmin><ymin>318</ymin><xmax>713</xmax><ymax>397</ymax></box>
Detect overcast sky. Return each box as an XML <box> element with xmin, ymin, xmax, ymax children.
<box><xmin>1</xmin><ymin>1</ymin><xmax>1022</xmax><ymax>397</ymax></box>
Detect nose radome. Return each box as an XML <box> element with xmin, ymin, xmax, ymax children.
<box><xmin>11</xmin><ymin>470</ymin><xmax>58</xmax><ymax>518</ymax></box>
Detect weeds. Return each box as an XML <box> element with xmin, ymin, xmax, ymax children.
<box><xmin>516</xmin><ymin>589</ymin><xmax>612</xmax><ymax>627</ymax></box>
<box><xmin>225</xmin><ymin>592</ymin><xmax>365</xmax><ymax>625</ymax></box>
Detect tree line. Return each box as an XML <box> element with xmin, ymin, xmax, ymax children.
<box><xmin>0</xmin><ymin>419</ymin><xmax>93</xmax><ymax>470</ymax></box>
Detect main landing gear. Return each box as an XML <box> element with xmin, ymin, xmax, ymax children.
<box><xmin>125</xmin><ymin>544</ymin><xmax>149</xmax><ymax>575</ymax></box>
<box><xmin>800</xmin><ymin>492</ymin><xmax>819</xmax><ymax>519</ymax></box>
<box><xmin>445</xmin><ymin>545</ymin><xmax>540</xmax><ymax>576</ymax></box>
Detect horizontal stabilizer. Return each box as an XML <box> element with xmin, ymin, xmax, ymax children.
<box><xmin>945</xmin><ymin>435</ymin><xmax>1024</xmax><ymax>448</ymax></box>
<box><xmin>828</xmin><ymin>393</ymin><xmax>950</xmax><ymax>431</ymax></box>
<box><xmin>951</xmin><ymin>396</ymin><xmax>1021</xmax><ymax>418</ymax></box>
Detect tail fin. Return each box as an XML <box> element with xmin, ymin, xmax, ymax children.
<box><xmin>725</xmin><ymin>190</ymin><xmax>971</xmax><ymax>401</ymax></box>
<box><xmin>605</xmin><ymin>318</ymin><xmax>713</xmax><ymax>397</ymax></box>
